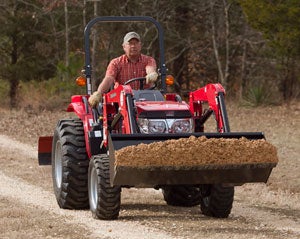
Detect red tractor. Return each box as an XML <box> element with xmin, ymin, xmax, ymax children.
<box><xmin>38</xmin><ymin>16</ymin><xmax>276</xmax><ymax>220</ymax></box>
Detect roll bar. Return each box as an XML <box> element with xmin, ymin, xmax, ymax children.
<box><xmin>83</xmin><ymin>16</ymin><xmax>167</xmax><ymax>95</ymax></box>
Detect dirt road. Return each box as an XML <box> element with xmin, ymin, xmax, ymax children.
<box><xmin>0</xmin><ymin>103</ymin><xmax>299</xmax><ymax>238</ymax></box>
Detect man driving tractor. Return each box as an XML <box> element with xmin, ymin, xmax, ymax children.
<box><xmin>88</xmin><ymin>31</ymin><xmax>158</xmax><ymax>107</ymax></box>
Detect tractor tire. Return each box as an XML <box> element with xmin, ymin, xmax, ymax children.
<box><xmin>199</xmin><ymin>184</ymin><xmax>234</xmax><ymax>218</ymax></box>
<box><xmin>162</xmin><ymin>186</ymin><xmax>201</xmax><ymax>207</ymax></box>
<box><xmin>88</xmin><ymin>154</ymin><xmax>121</xmax><ymax>220</ymax></box>
<box><xmin>52</xmin><ymin>119</ymin><xmax>89</xmax><ymax>209</ymax></box>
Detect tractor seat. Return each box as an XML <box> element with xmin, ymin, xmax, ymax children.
<box><xmin>132</xmin><ymin>90</ymin><xmax>165</xmax><ymax>102</ymax></box>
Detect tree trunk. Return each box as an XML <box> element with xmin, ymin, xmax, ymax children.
<box><xmin>91</xmin><ymin>1</ymin><xmax>98</xmax><ymax>92</ymax></box>
<box><xmin>209</xmin><ymin>0</ymin><xmax>231</xmax><ymax>89</ymax></box>
<box><xmin>83</xmin><ymin>0</ymin><xmax>86</xmax><ymax>29</ymax></box>
<box><xmin>9</xmin><ymin>1</ymin><xmax>19</xmax><ymax>108</ymax></box>
<box><xmin>239</xmin><ymin>40</ymin><xmax>247</xmax><ymax>100</ymax></box>
<box><xmin>210</xmin><ymin>1</ymin><xmax>224</xmax><ymax>84</ymax></box>
<box><xmin>64</xmin><ymin>0</ymin><xmax>69</xmax><ymax>68</ymax></box>
<box><xmin>172</xmin><ymin>5</ymin><xmax>190</xmax><ymax>95</ymax></box>
<box><xmin>10</xmin><ymin>35</ymin><xmax>19</xmax><ymax>108</ymax></box>
<box><xmin>282</xmin><ymin>57</ymin><xmax>297</xmax><ymax>101</ymax></box>
<box><xmin>223</xmin><ymin>0</ymin><xmax>230</xmax><ymax>87</ymax></box>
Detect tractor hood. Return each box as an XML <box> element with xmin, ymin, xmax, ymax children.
<box><xmin>135</xmin><ymin>101</ymin><xmax>192</xmax><ymax>118</ymax></box>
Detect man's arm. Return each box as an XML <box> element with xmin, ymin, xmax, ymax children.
<box><xmin>88</xmin><ymin>57</ymin><xmax>118</xmax><ymax>107</ymax></box>
<box><xmin>88</xmin><ymin>75</ymin><xmax>115</xmax><ymax>107</ymax></box>
<box><xmin>97</xmin><ymin>75</ymin><xmax>115</xmax><ymax>93</ymax></box>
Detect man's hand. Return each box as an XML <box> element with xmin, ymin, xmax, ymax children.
<box><xmin>146</xmin><ymin>72</ymin><xmax>158</xmax><ymax>84</ymax></box>
<box><xmin>88</xmin><ymin>91</ymin><xmax>102</xmax><ymax>108</ymax></box>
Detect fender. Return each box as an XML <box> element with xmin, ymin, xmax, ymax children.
<box><xmin>38</xmin><ymin>95</ymin><xmax>94</xmax><ymax>165</ymax></box>
<box><xmin>67</xmin><ymin>95</ymin><xmax>94</xmax><ymax>157</ymax></box>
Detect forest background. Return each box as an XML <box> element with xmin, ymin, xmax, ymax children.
<box><xmin>0</xmin><ymin>0</ymin><xmax>299</xmax><ymax>109</ymax></box>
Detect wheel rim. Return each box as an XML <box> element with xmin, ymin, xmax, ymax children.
<box><xmin>54</xmin><ymin>140</ymin><xmax>62</xmax><ymax>189</ymax></box>
<box><xmin>89</xmin><ymin>166</ymin><xmax>98</xmax><ymax>211</ymax></box>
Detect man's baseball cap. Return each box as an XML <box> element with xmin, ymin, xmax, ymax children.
<box><xmin>123</xmin><ymin>32</ymin><xmax>140</xmax><ymax>44</ymax></box>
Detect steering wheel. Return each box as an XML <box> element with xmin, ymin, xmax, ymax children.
<box><xmin>124</xmin><ymin>77</ymin><xmax>157</xmax><ymax>90</ymax></box>
<box><xmin>124</xmin><ymin>77</ymin><xmax>146</xmax><ymax>90</ymax></box>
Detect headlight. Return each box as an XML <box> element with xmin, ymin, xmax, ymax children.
<box><xmin>170</xmin><ymin>119</ymin><xmax>193</xmax><ymax>133</ymax></box>
<box><xmin>138</xmin><ymin>118</ymin><xmax>149</xmax><ymax>134</ymax></box>
<box><xmin>137</xmin><ymin>118</ymin><xmax>193</xmax><ymax>134</ymax></box>
<box><xmin>149</xmin><ymin>120</ymin><xmax>166</xmax><ymax>133</ymax></box>
<box><xmin>137</xmin><ymin>119</ymin><xmax>166</xmax><ymax>134</ymax></box>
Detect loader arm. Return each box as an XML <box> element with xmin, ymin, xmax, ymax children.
<box><xmin>189</xmin><ymin>83</ymin><xmax>229</xmax><ymax>133</ymax></box>
<box><xmin>100</xmin><ymin>84</ymin><xmax>138</xmax><ymax>147</ymax></box>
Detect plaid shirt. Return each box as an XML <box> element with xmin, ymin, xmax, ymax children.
<box><xmin>105</xmin><ymin>54</ymin><xmax>156</xmax><ymax>89</ymax></box>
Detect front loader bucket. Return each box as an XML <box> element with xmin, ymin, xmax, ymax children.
<box><xmin>108</xmin><ymin>132</ymin><xmax>277</xmax><ymax>187</ymax></box>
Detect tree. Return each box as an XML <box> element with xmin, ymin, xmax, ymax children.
<box><xmin>1</xmin><ymin>0</ymin><xmax>298</xmax><ymax>108</ymax></box>
<box><xmin>0</xmin><ymin>1</ymin><xmax>57</xmax><ymax>107</ymax></box>
<box><xmin>209</xmin><ymin>0</ymin><xmax>231</xmax><ymax>88</ymax></box>
<box><xmin>239</xmin><ymin>0</ymin><xmax>300</xmax><ymax>100</ymax></box>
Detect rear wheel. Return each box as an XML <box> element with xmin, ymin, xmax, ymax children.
<box><xmin>52</xmin><ymin>119</ymin><xmax>89</xmax><ymax>209</ymax></box>
<box><xmin>199</xmin><ymin>184</ymin><xmax>234</xmax><ymax>218</ymax></box>
<box><xmin>88</xmin><ymin>154</ymin><xmax>121</xmax><ymax>220</ymax></box>
<box><xmin>162</xmin><ymin>186</ymin><xmax>201</xmax><ymax>207</ymax></box>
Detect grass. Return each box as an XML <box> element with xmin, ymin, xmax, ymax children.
<box><xmin>0</xmin><ymin>78</ymin><xmax>283</xmax><ymax>110</ymax></box>
<box><xmin>0</xmin><ymin>77</ymin><xmax>86</xmax><ymax>111</ymax></box>
<box><xmin>0</xmin><ymin>79</ymin><xmax>10</xmax><ymax>106</ymax></box>
<box><xmin>242</xmin><ymin>85</ymin><xmax>274</xmax><ymax>107</ymax></box>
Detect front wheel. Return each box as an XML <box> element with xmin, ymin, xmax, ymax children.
<box><xmin>88</xmin><ymin>154</ymin><xmax>121</xmax><ymax>220</ymax></box>
<box><xmin>199</xmin><ymin>184</ymin><xmax>234</xmax><ymax>218</ymax></box>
